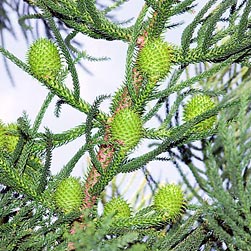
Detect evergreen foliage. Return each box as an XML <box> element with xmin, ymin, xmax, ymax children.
<box><xmin>1</xmin><ymin>0</ymin><xmax>251</xmax><ymax>250</ymax></box>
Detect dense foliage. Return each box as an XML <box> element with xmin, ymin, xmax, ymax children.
<box><xmin>1</xmin><ymin>0</ymin><xmax>251</xmax><ymax>250</ymax></box>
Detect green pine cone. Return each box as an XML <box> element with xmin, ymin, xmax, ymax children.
<box><xmin>183</xmin><ymin>95</ymin><xmax>216</xmax><ymax>132</ymax></box>
<box><xmin>27</xmin><ymin>38</ymin><xmax>62</xmax><ymax>81</ymax></box>
<box><xmin>0</xmin><ymin>120</ymin><xmax>43</xmax><ymax>189</ymax></box>
<box><xmin>110</xmin><ymin>108</ymin><xmax>143</xmax><ymax>152</ymax></box>
<box><xmin>137</xmin><ymin>38</ymin><xmax>174</xmax><ymax>81</ymax></box>
<box><xmin>154</xmin><ymin>184</ymin><xmax>186</xmax><ymax>220</ymax></box>
<box><xmin>103</xmin><ymin>197</ymin><xmax>131</xmax><ymax>218</ymax></box>
<box><xmin>54</xmin><ymin>177</ymin><xmax>83</xmax><ymax>213</ymax></box>
<box><xmin>0</xmin><ymin>121</ymin><xmax>18</xmax><ymax>152</ymax></box>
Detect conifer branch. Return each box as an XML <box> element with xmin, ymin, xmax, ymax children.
<box><xmin>2</xmin><ymin>0</ymin><xmax>251</xmax><ymax>249</ymax></box>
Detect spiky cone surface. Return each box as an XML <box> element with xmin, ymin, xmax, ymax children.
<box><xmin>103</xmin><ymin>197</ymin><xmax>131</xmax><ymax>219</ymax></box>
<box><xmin>154</xmin><ymin>184</ymin><xmax>186</xmax><ymax>221</ymax></box>
<box><xmin>110</xmin><ymin>108</ymin><xmax>143</xmax><ymax>152</ymax></box>
<box><xmin>27</xmin><ymin>38</ymin><xmax>62</xmax><ymax>81</ymax></box>
<box><xmin>0</xmin><ymin>121</ymin><xmax>42</xmax><ymax>187</ymax></box>
<box><xmin>54</xmin><ymin>177</ymin><xmax>83</xmax><ymax>213</ymax></box>
<box><xmin>183</xmin><ymin>95</ymin><xmax>216</xmax><ymax>132</ymax></box>
<box><xmin>137</xmin><ymin>38</ymin><xmax>174</xmax><ymax>82</ymax></box>
<box><xmin>0</xmin><ymin>121</ymin><xmax>18</xmax><ymax>152</ymax></box>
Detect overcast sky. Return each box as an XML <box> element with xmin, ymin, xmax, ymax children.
<box><xmin>0</xmin><ymin>1</ymin><xmax>200</xmax><ymax>203</ymax></box>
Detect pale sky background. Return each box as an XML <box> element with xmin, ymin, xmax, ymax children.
<box><xmin>0</xmin><ymin>1</ymin><xmax>201</xmax><ymax>203</ymax></box>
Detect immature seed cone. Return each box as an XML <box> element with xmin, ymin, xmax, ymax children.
<box><xmin>0</xmin><ymin>120</ymin><xmax>42</xmax><ymax>187</ymax></box>
<box><xmin>137</xmin><ymin>38</ymin><xmax>174</xmax><ymax>81</ymax></box>
<box><xmin>27</xmin><ymin>38</ymin><xmax>62</xmax><ymax>81</ymax></box>
<box><xmin>183</xmin><ymin>95</ymin><xmax>216</xmax><ymax>132</ymax></box>
<box><xmin>0</xmin><ymin>121</ymin><xmax>18</xmax><ymax>152</ymax></box>
<box><xmin>110</xmin><ymin>108</ymin><xmax>143</xmax><ymax>152</ymax></box>
<box><xmin>103</xmin><ymin>197</ymin><xmax>131</xmax><ymax>218</ymax></box>
<box><xmin>54</xmin><ymin>177</ymin><xmax>83</xmax><ymax>213</ymax></box>
<box><xmin>154</xmin><ymin>184</ymin><xmax>186</xmax><ymax>220</ymax></box>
